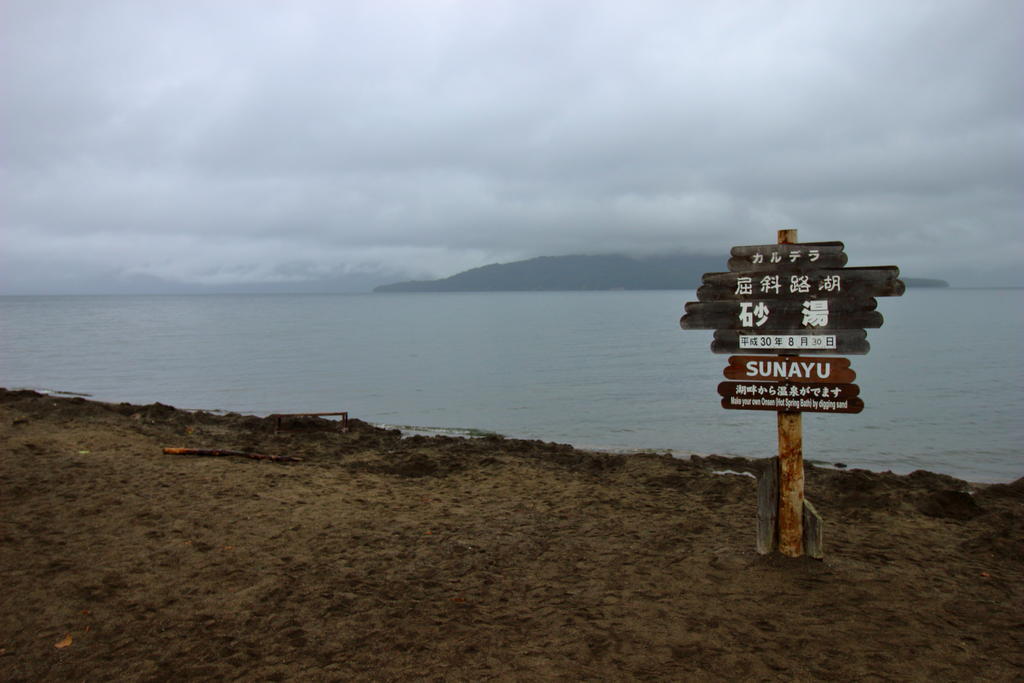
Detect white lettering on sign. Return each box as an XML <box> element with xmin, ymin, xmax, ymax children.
<box><xmin>744</xmin><ymin>359</ymin><xmax>831</xmax><ymax>380</ymax></box>
<box><xmin>728</xmin><ymin>395</ymin><xmax>850</xmax><ymax>411</ymax></box>
<box><xmin>754</xmin><ymin>302</ymin><xmax>769</xmax><ymax>326</ymax></box>
<box><xmin>731</xmin><ymin>383</ymin><xmax>845</xmax><ymax>398</ymax></box>
<box><xmin>801</xmin><ymin>300</ymin><xmax>829</xmax><ymax>327</ymax></box>
<box><xmin>738</xmin><ymin>302</ymin><xmax>770</xmax><ymax>327</ymax></box>
<box><xmin>738</xmin><ymin>334</ymin><xmax>837</xmax><ymax>350</ymax></box>
<box><xmin>760</xmin><ymin>275</ymin><xmax>781</xmax><ymax>294</ymax></box>
<box><xmin>724</xmin><ymin>272</ymin><xmax>852</xmax><ymax>298</ymax></box>
<box><xmin>818</xmin><ymin>274</ymin><xmax>841</xmax><ymax>292</ymax></box>
<box><xmin>742</xmin><ymin>247</ymin><xmax>828</xmax><ymax>265</ymax></box>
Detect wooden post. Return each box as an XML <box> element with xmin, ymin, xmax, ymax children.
<box><xmin>777</xmin><ymin>411</ymin><xmax>804</xmax><ymax>556</ymax></box>
<box><xmin>802</xmin><ymin>499</ymin><xmax>823</xmax><ymax>559</ymax></box>
<box><xmin>756</xmin><ymin>457</ymin><xmax>779</xmax><ymax>554</ymax></box>
<box><xmin>776</xmin><ymin>228</ymin><xmax>804</xmax><ymax>557</ymax></box>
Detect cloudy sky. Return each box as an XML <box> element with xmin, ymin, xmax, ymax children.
<box><xmin>2</xmin><ymin>0</ymin><xmax>1021</xmax><ymax>293</ymax></box>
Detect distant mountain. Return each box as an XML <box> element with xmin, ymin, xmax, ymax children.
<box><xmin>903</xmin><ymin>278</ymin><xmax>949</xmax><ymax>288</ymax></box>
<box><xmin>373</xmin><ymin>253</ymin><xmax>724</xmax><ymax>292</ymax></box>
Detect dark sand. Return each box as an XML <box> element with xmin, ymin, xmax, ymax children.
<box><xmin>1</xmin><ymin>388</ymin><xmax>1021</xmax><ymax>680</ymax></box>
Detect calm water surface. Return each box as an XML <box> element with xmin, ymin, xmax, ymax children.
<box><xmin>1</xmin><ymin>289</ymin><xmax>1020</xmax><ymax>482</ymax></box>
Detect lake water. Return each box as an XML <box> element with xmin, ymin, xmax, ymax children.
<box><xmin>1</xmin><ymin>289</ymin><xmax>1020</xmax><ymax>482</ymax></box>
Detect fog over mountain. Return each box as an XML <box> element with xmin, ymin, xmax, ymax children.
<box><xmin>374</xmin><ymin>253</ymin><xmax>724</xmax><ymax>292</ymax></box>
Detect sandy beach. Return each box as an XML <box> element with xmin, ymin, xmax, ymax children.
<box><xmin>1</xmin><ymin>388</ymin><xmax>1021</xmax><ymax>680</ymax></box>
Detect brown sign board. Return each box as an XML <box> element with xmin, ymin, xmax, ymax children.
<box><xmin>728</xmin><ymin>241</ymin><xmax>847</xmax><ymax>272</ymax></box>
<box><xmin>711</xmin><ymin>329</ymin><xmax>870</xmax><ymax>355</ymax></box>
<box><xmin>680</xmin><ymin>298</ymin><xmax>882</xmax><ymax>331</ymax></box>
<box><xmin>697</xmin><ymin>266</ymin><xmax>905</xmax><ymax>302</ymax></box>
<box><xmin>724</xmin><ymin>355</ymin><xmax>856</xmax><ymax>384</ymax></box>
<box><xmin>719</xmin><ymin>382</ymin><xmax>864</xmax><ymax>413</ymax></box>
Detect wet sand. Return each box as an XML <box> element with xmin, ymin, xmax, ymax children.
<box><xmin>1</xmin><ymin>388</ymin><xmax>1021</xmax><ymax>680</ymax></box>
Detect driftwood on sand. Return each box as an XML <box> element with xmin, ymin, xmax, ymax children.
<box><xmin>162</xmin><ymin>447</ymin><xmax>302</xmax><ymax>462</ymax></box>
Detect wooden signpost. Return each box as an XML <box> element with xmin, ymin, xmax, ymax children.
<box><xmin>680</xmin><ymin>229</ymin><xmax>904</xmax><ymax>558</ymax></box>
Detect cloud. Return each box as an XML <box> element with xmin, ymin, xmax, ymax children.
<box><xmin>2</xmin><ymin>0</ymin><xmax>1021</xmax><ymax>292</ymax></box>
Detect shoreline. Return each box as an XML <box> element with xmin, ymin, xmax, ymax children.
<box><xmin>17</xmin><ymin>385</ymin><xmax>1021</xmax><ymax>485</ymax></box>
<box><xmin>2</xmin><ymin>388</ymin><xmax>1022</xmax><ymax>679</ymax></box>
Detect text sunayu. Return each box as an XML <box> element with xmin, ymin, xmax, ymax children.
<box><xmin>744</xmin><ymin>360</ymin><xmax>830</xmax><ymax>380</ymax></box>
